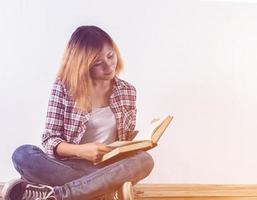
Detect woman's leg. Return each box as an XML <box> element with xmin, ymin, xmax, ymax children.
<box><xmin>54</xmin><ymin>151</ymin><xmax>154</xmax><ymax>200</ymax></box>
<box><xmin>11</xmin><ymin>144</ymin><xmax>154</xmax><ymax>200</ymax></box>
<box><xmin>12</xmin><ymin>144</ymin><xmax>102</xmax><ymax>186</ymax></box>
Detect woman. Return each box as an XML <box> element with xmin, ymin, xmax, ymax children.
<box><xmin>2</xmin><ymin>26</ymin><xmax>154</xmax><ymax>200</ymax></box>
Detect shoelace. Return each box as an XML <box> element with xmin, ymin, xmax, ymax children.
<box><xmin>113</xmin><ymin>191</ymin><xmax>119</xmax><ymax>200</ymax></box>
<box><xmin>96</xmin><ymin>191</ymin><xmax>119</xmax><ymax>200</ymax></box>
<box><xmin>21</xmin><ymin>184</ymin><xmax>55</xmax><ymax>200</ymax></box>
<box><xmin>35</xmin><ymin>190</ymin><xmax>57</xmax><ymax>200</ymax></box>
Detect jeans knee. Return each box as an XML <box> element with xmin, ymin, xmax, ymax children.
<box><xmin>12</xmin><ymin>144</ymin><xmax>40</xmax><ymax>168</ymax></box>
<box><xmin>139</xmin><ymin>151</ymin><xmax>154</xmax><ymax>175</ymax></box>
<box><xmin>131</xmin><ymin>151</ymin><xmax>154</xmax><ymax>179</ymax></box>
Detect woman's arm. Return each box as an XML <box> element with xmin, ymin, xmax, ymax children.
<box><xmin>126</xmin><ymin>85</ymin><xmax>138</xmax><ymax>140</ymax></box>
<box><xmin>42</xmin><ymin>80</ymin><xmax>112</xmax><ymax>162</ymax></box>
<box><xmin>56</xmin><ymin>142</ymin><xmax>112</xmax><ymax>163</ymax></box>
<box><xmin>42</xmin><ymin>79</ymin><xmax>66</xmax><ymax>156</ymax></box>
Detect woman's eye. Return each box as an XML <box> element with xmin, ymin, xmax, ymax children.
<box><xmin>108</xmin><ymin>54</ymin><xmax>114</xmax><ymax>58</ymax></box>
<box><xmin>94</xmin><ymin>62</ymin><xmax>103</xmax><ymax>66</ymax></box>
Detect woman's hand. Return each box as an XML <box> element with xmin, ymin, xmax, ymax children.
<box><xmin>127</xmin><ymin>130</ymin><xmax>139</xmax><ymax>140</ymax></box>
<box><xmin>75</xmin><ymin>143</ymin><xmax>113</xmax><ymax>162</ymax></box>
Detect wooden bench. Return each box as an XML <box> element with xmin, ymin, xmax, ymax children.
<box><xmin>1</xmin><ymin>183</ymin><xmax>257</xmax><ymax>199</ymax></box>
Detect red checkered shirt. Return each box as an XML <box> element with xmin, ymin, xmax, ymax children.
<box><xmin>42</xmin><ymin>76</ymin><xmax>137</xmax><ymax>157</ymax></box>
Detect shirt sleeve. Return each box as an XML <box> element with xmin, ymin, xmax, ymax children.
<box><xmin>127</xmin><ymin>87</ymin><xmax>137</xmax><ymax>139</ymax></box>
<box><xmin>41</xmin><ymin>79</ymin><xmax>66</xmax><ymax>157</ymax></box>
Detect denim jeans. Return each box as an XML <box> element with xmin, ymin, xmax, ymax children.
<box><xmin>12</xmin><ymin>144</ymin><xmax>154</xmax><ymax>200</ymax></box>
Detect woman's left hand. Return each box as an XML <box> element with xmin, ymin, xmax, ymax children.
<box><xmin>127</xmin><ymin>130</ymin><xmax>139</xmax><ymax>140</ymax></box>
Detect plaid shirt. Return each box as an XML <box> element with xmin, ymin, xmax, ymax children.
<box><xmin>42</xmin><ymin>76</ymin><xmax>137</xmax><ymax>157</ymax></box>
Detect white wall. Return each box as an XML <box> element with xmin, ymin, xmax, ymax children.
<box><xmin>1</xmin><ymin>0</ymin><xmax>257</xmax><ymax>184</ymax></box>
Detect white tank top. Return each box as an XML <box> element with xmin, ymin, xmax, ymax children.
<box><xmin>80</xmin><ymin>106</ymin><xmax>117</xmax><ymax>145</ymax></box>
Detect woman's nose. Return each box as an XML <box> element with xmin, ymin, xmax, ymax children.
<box><xmin>103</xmin><ymin>61</ymin><xmax>114</xmax><ymax>72</ymax></box>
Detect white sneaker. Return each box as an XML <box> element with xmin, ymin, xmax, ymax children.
<box><xmin>2</xmin><ymin>178</ymin><xmax>56</xmax><ymax>200</ymax></box>
<box><xmin>118</xmin><ymin>181</ymin><xmax>134</xmax><ymax>200</ymax></box>
<box><xmin>98</xmin><ymin>181</ymin><xmax>134</xmax><ymax>200</ymax></box>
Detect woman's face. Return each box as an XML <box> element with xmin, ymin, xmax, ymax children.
<box><xmin>90</xmin><ymin>43</ymin><xmax>117</xmax><ymax>81</ymax></box>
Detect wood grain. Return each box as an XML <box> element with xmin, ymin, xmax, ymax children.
<box><xmin>1</xmin><ymin>183</ymin><xmax>257</xmax><ymax>200</ymax></box>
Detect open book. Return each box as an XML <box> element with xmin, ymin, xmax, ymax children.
<box><xmin>94</xmin><ymin>114</ymin><xmax>173</xmax><ymax>165</ymax></box>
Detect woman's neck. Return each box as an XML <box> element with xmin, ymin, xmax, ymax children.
<box><xmin>88</xmin><ymin>80</ymin><xmax>113</xmax><ymax>108</ymax></box>
<box><xmin>89</xmin><ymin>79</ymin><xmax>113</xmax><ymax>100</ymax></box>
<box><xmin>91</xmin><ymin>79</ymin><xmax>112</xmax><ymax>91</ymax></box>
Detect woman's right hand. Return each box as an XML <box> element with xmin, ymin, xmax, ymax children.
<box><xmin>75</xmin><ymin>143</ymin><xmax>113</xmax><ymax>163</ymax></box>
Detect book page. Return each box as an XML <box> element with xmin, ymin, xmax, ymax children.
<box><xmin>151</xmin><ymin>115</ymin><xmax>173</xmax><ymax>143</ymax></box>
<box><xmin>133</xmin><ymin>116</ymin><xmax>165</xmax><ymax>141</ymax></box>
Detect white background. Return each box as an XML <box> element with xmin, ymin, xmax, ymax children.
<box><xmin>1</xmin><ymin>0</ymin><xmax>257</xmax><ymax>184</ymax></box>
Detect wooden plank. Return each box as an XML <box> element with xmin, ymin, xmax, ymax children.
<box><xmin>136</xmin><ymin>198</ymin><xmax>257</xmax><ymax>200</ymax></box>
<box><xmin>134</xmin><ymin>184</ymin><xmax>257</xmax><ymax>197</ymax></box>
<box><xmin>2</xmin><ymin>183</ymin><xmax>257</xmax><ymax>199</ymax></box>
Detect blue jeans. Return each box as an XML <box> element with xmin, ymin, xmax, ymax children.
<box><xmin>12</xmin><ymin>144</ymin><xmax>154</xmax><ymax>200</ymax></box>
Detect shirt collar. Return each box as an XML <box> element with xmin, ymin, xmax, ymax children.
<box><xmin>113</xmin><ymin>76</ymin><xmax>126</xmax><ymax>90</ymax></box>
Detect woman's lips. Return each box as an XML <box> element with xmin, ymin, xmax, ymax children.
<box><xmin>104</xmin><ymin>71</ymin><xmax>113</xmax><ymax>75</ymax></box>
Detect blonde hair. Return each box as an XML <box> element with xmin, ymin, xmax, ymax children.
<box><xmin>57</xmin><ymin>26</ymin><xmax>123</xmax><ymax>112</ymax></box>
